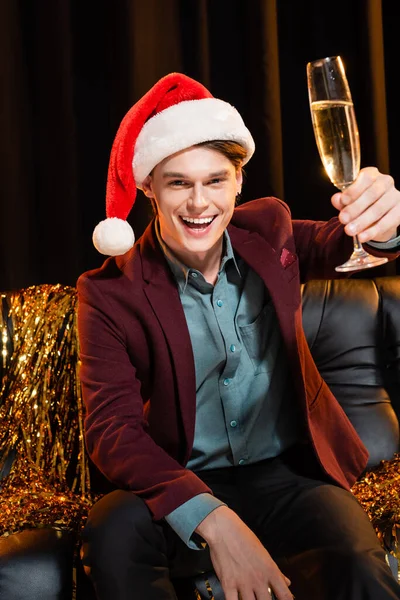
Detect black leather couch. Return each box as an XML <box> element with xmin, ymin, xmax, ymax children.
<box><xmin>0</xmin><ymin>277</ymin><xmax>399</xmax><ymax>600</ymax></box>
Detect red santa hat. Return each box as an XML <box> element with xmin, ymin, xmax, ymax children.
<box><xmin>93</xmin><ymin>72</ymin><xmax>255</xmax><ymax>256</ymax></box>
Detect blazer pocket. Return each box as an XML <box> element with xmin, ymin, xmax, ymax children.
<box><xmin>239</xmin><ymin>302</ymin><xmax>277</xmax><ymax>375</ymax></box>
<box><xmin>284</xmin><ymin>255</ymin><xmax>299</xmax><ymax>283</ymax></box>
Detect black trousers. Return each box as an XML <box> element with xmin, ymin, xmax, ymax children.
<box><xmin>82</xmin><ymin>443</ymin><xmax>400</xmax><ymax>600</ymax></box>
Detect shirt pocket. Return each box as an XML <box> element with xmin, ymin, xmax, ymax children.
<box><xmin>239</xmin><ymin>302</ymin><xmax>276</xmax><ymax>375</ymax></box>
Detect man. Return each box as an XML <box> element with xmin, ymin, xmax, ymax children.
<box><xmin>77</xmin><ymin>73</ymin><xmax>400</xmax><ymax>600</ymax></box>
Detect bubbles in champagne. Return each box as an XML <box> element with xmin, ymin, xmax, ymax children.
<box><xmin>310</xmin><ymin>100</ymin><xmax>360</xmax><ymax>190</ymax></box>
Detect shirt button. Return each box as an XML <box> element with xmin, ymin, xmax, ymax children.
<box><xmin>230</xmin><ymin>344</ymin><xmax>236</xmax><ymax>352</ymax></box>
<box><xmin>216</xmin><ymin>299</ymin><xmax>223</xmax><ymax>307</ymax></box>
<box><xmin>223</xmin><ymin>378</ymin><xmax>230</xmax><ymax>386</ymax></box>
<box><xmin>238</xmin><ymin>459</ymin><xmax>246</xmax><ymax>465</ymax></box>
<box><xmin>230</xmin><ymin>420</ymin><xmax>237</xmax><ymax>428</ymax></box>
<box><xmin>191</xmin><ymin>272</ymin><xmax>198</xmax><ymax>278</ymax></box>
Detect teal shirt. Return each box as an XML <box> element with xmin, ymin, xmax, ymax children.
<box><xmin>155</xmin><ymin>222</ymin><xmax>301</xmax><ymax>548</ymax></box>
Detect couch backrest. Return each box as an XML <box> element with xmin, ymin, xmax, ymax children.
<box><xmin>301</xmin><ymin>277</ymin><xmax>400</xmax><ymax>468</ymax></box>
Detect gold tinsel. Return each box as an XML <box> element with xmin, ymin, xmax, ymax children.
<box><xmin>352</xmin><ymin>454</ymin><xmax>400</xmax><ymax>557</ymax></box>
<box><xmin>0</xmin><ymin>284</ymin><xmax>94</xmax><ymax>537</ymax></box>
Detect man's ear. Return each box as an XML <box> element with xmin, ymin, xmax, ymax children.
<box><xmin>142</xmin><ymin>175</ymin><xmax>155</xmax><ymax>198</ymax></box>
<box><xmin>236</xmin><ymin>169</ymin><xmax>243</xmax><ymax>195</ymax></box>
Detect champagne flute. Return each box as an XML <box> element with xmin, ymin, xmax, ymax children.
<box><xmin>306</xmin><ymin>56</ymin><xmax>388</xmax><ymax>272</ymax></box>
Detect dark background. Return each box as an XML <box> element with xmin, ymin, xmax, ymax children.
<box><xmin>1</xmin><ymin>0</ymin><xmax>399</xmax><ymax>290</ymax></box>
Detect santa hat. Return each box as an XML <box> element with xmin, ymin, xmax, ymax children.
<box><xmin>93</xmin><ymin>72</ymin><xmax>255</xmax><ymax>256</ymax></box>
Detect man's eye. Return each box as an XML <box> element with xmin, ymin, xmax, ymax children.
<box><xmin>208</xmin><ymin>178</ymin><xmax>224</xmax><ymax>185</ymax></box>
<box><xmin>169</xmin><ymin>180</ymin><xmax>186</xmax><ymax>187</ymax></box>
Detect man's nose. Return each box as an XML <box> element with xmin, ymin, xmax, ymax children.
<box><xmin>189</xmin><ymin>184</ymin><xmax>208</xmax><ymax>209</ymax></box>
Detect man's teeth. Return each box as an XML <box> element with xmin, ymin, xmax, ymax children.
<box><xmin>181</xmin><ymin>217</ymin><xmax>214</xmax><ymax>224</ymax></box>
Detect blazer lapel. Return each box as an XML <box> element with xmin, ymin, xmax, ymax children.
<box><xmin>139</xmin><ymin>225</ymin><xmax>197</xmax><ymax>458</ymax></box>
<box><xmin>228</xmin><ymin>223</ymin><xmax>299</xmax><ymax>310</ymax></box>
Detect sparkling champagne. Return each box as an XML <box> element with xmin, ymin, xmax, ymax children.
<box><xmin>310</xmin><ymin>100</ymin><xmax>360</xmax><ymax>190</ymax></box>
<box><xmin>307</xmin><ymin>55</ymin><xmax>387</xmax><ymax>271</ymax></box>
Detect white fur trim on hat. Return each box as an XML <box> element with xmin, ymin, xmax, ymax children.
<box><xmin>93</xmin><ymin>218</ymin><xmax>135</xmax><ymax>256</ymax></box>
<box><xmin>132</xmin><ymin>98</ymin><xmax>255</xmax><ymax>187</ymax></box>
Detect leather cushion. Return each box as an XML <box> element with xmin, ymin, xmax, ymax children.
<box><xmin>0</xmin><ymin>528</ymin><xmax>75</xmax><ymax>600</ymax></box>
<box><xmin>301</xmin><ymin>278</ymin><xmax>400</xmax><ymax>468</ymax></box>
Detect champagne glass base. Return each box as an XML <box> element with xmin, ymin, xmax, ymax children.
<box><xmin>335</xmin><ymin>251</ymin><xmax>388</xmax><ymax>272</ymax></box>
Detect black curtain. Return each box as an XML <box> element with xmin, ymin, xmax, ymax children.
<box><xmin>1</xmin><ymin>0</ymin><xmax>399</xmax><ymax>290</ymax></box>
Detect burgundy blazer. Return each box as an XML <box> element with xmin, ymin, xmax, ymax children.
<box><xmin>77</xmin><ymin>197</ymin><xmax>396</xmax><ymax>521</ymax></box>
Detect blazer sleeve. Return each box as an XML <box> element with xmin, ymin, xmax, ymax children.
<box><xmin>77</xmin><ymin>274</ymin><xmax>211</xmax><ymax>521</ymax></box>
<box><xmin>292</xmin><ymin>217</ymin><xmax>400</xmax><ymax>282</ymax></box>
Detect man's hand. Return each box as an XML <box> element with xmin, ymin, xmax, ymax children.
<box><xmin>331</xmin><ymin>167</ymin><xmax>400</xmax><ymax>243</ymax></box>
<box><xmin>196</xmin><ymin>506</ymin><xmax>293</xmax><ymax>600</ymax></box>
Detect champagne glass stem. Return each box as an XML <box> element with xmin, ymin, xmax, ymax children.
<box><xmin>353</xmin><ymin>235</ymin><xmax>364</xmax><ymax>253</ymax></box>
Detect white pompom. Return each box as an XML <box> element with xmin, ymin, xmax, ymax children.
<box><xmin>92</xmin><ymin>218</ymin><xmax>135</xmax><ymax>256</ymax></box>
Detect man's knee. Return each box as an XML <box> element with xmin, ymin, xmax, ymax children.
<box><xmin>82</xmin><ymin>490</ymin><xmax>159</xmax><ymax>569</ymax></box>
<box><xmin>84</xmin><ymin>490</ymin><xmax>151</xmax><ymax>535</ymax></box>
<box><xmin>314</xmin><ymin>543</ymin><xmax>393</xmax><ymax>592</ymax></box>
<box><xmin>344</xmin><ymin>545</ymin><xmax>391</xmax><ymax>578</ymax></box>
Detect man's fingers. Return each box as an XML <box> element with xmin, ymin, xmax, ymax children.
<box><xmin>224</xmin><ymin>588</ymin><xmax>241</xmax><ymax>600</ymax></box>
<box><xmin>357</xmin><ymin>207</ymin><xmax>400</xmax><ymax>243</ymax></box>
<box><xmin>331</xmin><ymin>169</ymin><xmax>395</xmax><ymax>218</ymax></box>
<box><xmin>339</xmin><ymin>174</ymin><xmax>390</xmax><ymax>224</ymax></box>
<box><xmin>341</xmin><ymin>167</ymin><xmax>380</xmax><ymax>202</ymax></box>
<box><xmin>238</xmin><ymin>588</ymin><xmax>256</xmax><ymax>600</ymax></box>
<box><xmin>345</xmin><ymin>194</ymin><xmax>400</xmax><ymax>241</ymax></box>
<box><xmin>331</xmin><ymin>191</ymin><xmax>344</xmax><ymax>211</ymax></box>
<box><xmin>342</xmin><ymin>192</ymin><xmax>395</xmax><ymax>237</ymax></box>
<box><xmin>268</xmin><ymin>575</ymin><xmax>294</xmax><ymax>600</ymax></box>
<box><xmin>331</xmin><ymin>167</ymin><xmax>380</xmax><ymax>210</ymax></box>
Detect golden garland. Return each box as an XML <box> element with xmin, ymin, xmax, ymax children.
<box><xmin>0</xmin><ymin>284</ymin><xmax>94</xmax><ymax>537</ymax></box>
<box><xmin>352</xmin><ymin>454</ymin><xmax>400</xmax><ymax>558</ymax></box>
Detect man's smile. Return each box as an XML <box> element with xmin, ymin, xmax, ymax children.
<box><xmin>179</xmin><ymin>215</ymin><xmax>218</xmax><ymax>233</ymax></box>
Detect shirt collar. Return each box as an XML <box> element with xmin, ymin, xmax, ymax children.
<box><xmin>154</xmin><ymin>218</ymin><xmax>241</xmax><ymax>293</ymax></box>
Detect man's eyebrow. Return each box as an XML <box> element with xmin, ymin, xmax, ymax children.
<box><xmin>162</xmin><ymin>172</ymin><xmax>186</xmax><ymax>179</ymax></box>
<box><xmin>162</xmin><ymin>170</ymin><xmax>230</xmax><ymax>179</ymax></box>
<box><xmin>207</xmin><ymin>170</ymin><xmax>230</xmax><ymax>178</ymax></box>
